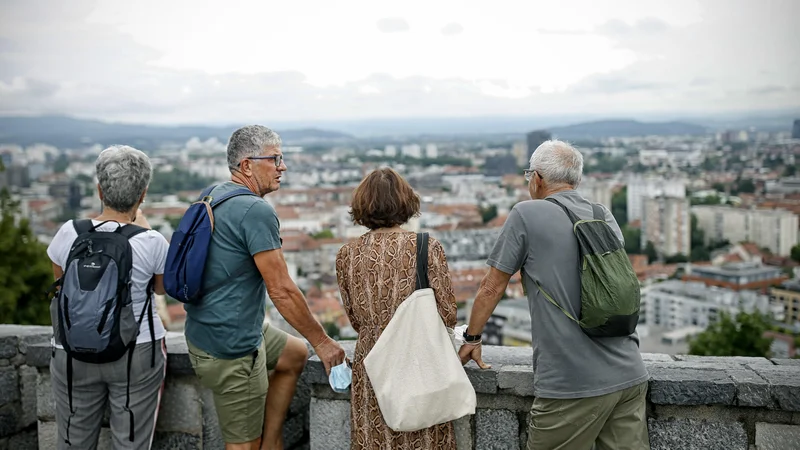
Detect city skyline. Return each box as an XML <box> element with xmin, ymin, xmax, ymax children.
<box><xmin>0</xmin><ymin>0</ymin><xmax>798</xmax><ymax>125</ymax></box>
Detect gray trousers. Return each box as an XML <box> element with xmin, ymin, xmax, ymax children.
<box><xmin>50</xmin><ymin>339</ymin><xmax>167</xmax><ymax>450</ymax></box>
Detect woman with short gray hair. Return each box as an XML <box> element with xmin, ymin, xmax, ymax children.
<box><xmin>46</xmin><ymin>145</ymin><xmax>170</xmax><ymax>449</ymax></box>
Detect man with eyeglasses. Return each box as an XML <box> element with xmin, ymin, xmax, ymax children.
<box><xmin>184</xmin><ymin>125</ymin><xmax>345</xmax><ymax>450</ymax></box>
<box><xmin>460</xmin><ymin>140</ymin><xmax>649</xmax><ymax>450</ymax></box>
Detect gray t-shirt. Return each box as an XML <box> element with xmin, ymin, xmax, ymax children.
<box><xmin>184</xmin><ymin>181</ymin><xmax>282</xmax><ymax>359</ymax></box>
<box><xmin>487</xmin><ymin>189</ymin><xmax>647</xmax><ymax>399</ymax></box>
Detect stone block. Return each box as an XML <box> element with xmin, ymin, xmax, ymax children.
<box><xmin>8</xmin><ymin>428</ymin><xmax>37</xmax><ymax>450</ymax></box>
<box><xmin>772</xmin><ymin>358</ymin><xmax>800</xmax><ymax>366</ymax></box>
<box><xmin>37</xmin><ymin>420</ymin><xmax>57</xmax><ymax>450</ymax></box>
<box><xmin>748</xmin><ymin>365</ymin><xmax>800</xmax><ymax>411</ymax></box>
<box><xmin>290</xmin><ymin>374</ymin><xmax>312</xmax><ymax>415</ymax></box>
<box><xmin>164</xmin><ymin>335</ymin><xmax>194</xmax><ymax>376</ymax></box>
<box><xmin>151</xmin><ymin>431</ymin><xmax>202</xmax><ymax>450</ymax></box>
<box><xmin>0</xmin><ymin>337</ymin><xmax>16</xmax><ymax>360</ymax></box>
<box><xmin>36</xmin><ymin>371</ymin><xmax>55</xmax><ymax>421</ymax></box>
<box><xmin>200</xmin><ymin>387</ymin><xmax>224</xmax><ymax>450</ymax></box>
<box><xmin>0</xmin><ymin>368</ymin><xmax>19</xmax><ymax>408</ymax></box>
<box><xmin>641</xmin><ymin>353</ymin><xmax>674</xmax><ymax>362</ymax></box>
<box><xmin>476</xmin><ymin>393</ymin><xmax>533</xmax><ymax>412</ymax></box>
<box><xmin>673</xmin><ymin>355</ymin><xmax>773</xmax><ymax>366</ymax></box>
<box><xmin>17</xmin><ymin>330</ymin><xmax>51</xmax><ymax>355</ymax></box>
<box><xmin>648</xmin><ymin>418</ymin><xmax>747</xmax><ymax>450</ymax></box>
<box><xmin>283</xmin><ymin>412</ymin><xmax>307</xmax><ymax>449</ymax></box>
<box><xmin>304</xmin><ymin>357</ymin><xmax>330</xmax><ymax>386</ymax></box>
<box><xmin>648</xmin><ymin>367</ymin><xmax>735</xmax><ymax>405</ymax></box>
<box><xmin>464</xmin><ymin>365</ymin><xmax>498</xmax><ymax>394</ymax></box>
<box><xmin>18</xmin><ymin>366</ymin><xmax>37</xmax><ymax>428</ymax></box>
<box><xmin>726</xmin><ymin>368</ymin><xmax>773</xmax><ymax>408</ymax></box>
<box><xmin>155</xmin><ymin>378</ymin><xmax>202</xmax><ymax>434</ymax></box>
<box><xmin>453</xmin><ymin>414</ymin><xmax>472</xmax><ymax>450</ymax></box>
<box><xmin>755</xmin><ymin>422</ymin><xmax>800</xmax><ymax>449</ymax></box>
<box><xmin>97</xmin><ymin>427</ymin><xmax>112</xmax><ymax>449</ymax></box>
<box><xmin>475</xmin><ymin>409</ymin><xmax>518</xmax><ymax>450</ymax></box>
<box><xmin>25</xmin><ymin>344</ymin><xmax>51</xmax><ymax>368</ymax></box>
<box><xmin>497</xmin><ymin>365</ymin><xmax>535</xmax><ymax>397</ymax></box>
<box><xmin>309</xmin><ymin>398</ymin><xmax>350</xmax><ymax>450</ymax></box>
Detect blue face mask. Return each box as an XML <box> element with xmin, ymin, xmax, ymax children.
<box><xmin>328</xmin><ymin>361</ymin><xmax>352</xmax><ymax>393</ymax></box>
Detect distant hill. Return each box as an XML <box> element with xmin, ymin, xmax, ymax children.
<box><xmin>548</xmin><ymin>119</ymin><xmax>708</xmax><ymax>139</ymax></box>
<box><xmin>0</xmin><ymin>116</ymin><xmax>355</xmax><ymax>148</ymax></box>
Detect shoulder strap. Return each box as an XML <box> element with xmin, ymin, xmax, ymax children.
<box><xmin>544</xmin><ymin>197</ymin><xmax>581</xmax><ymax>224</ymax></box>
<box><xmin>210</xmin><ymin>188</ymin><xmax>257</xmax><ymax>209</ymax></box>
<box><xmin>72</xmin><ymin>219</ymin><xmax>94</xmax><ymax>235</ymax></box>
<box><xmin>591</xmin><ymin>204</ymin><xmax>604</xmax><ymax>221</ymax></box>
<box><xmin>117</xmin><ymin>224</ymin><xmax>150</xmax><ymax>240</ymax></box>
<box><xmin>415</xmin><ymin>232</ymin><xmax>430</xmax><ymax>290</ymax></box>
<box><xmin>197</xmin><ymin>184</ymin><xmax>217</xmax><ymax>201</ymax></box>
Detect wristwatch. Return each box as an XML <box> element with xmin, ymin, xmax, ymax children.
<box><xmin>462</xmin><ymin>331</ymin><xmax>482</xmax><ymax>342</ymax></box>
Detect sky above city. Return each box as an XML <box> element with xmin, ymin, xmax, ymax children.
<box><xmin>0</xmin><ymin>0</ymin><xmax>798</xmax><ymax>125</ymax></box>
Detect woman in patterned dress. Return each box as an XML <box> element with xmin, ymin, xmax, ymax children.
<box><xmin>336</xmin><ymin>168</ymin><xmax>459</xmax><ymax>450</ymax></box>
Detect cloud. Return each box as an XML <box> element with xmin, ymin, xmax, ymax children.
<box><xmin>440</xmin><ymin>22</ymin><xmax>464</xmax><ymax>36</ymax></box>
<box><xmin>596</xmin><ymin>17</ymin><xmax>671</xmax><ymax>36</ymax></box>
<box><xmin>376</xmin><ymin>17</ymin><xmax>410</xmax><ymax>33</ymax></box>
<box><xmin>749</xmin><ymin>85</ymin><xmax>787</xmax><ymax>95</ymax></box>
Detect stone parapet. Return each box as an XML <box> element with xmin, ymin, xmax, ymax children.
<box><xmin>1</xmin><ymin>325</ymin><xmax>799</xmax><ymax>450</ymax></box>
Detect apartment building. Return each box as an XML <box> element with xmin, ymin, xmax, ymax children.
<box><xmin>770</xmin><ymin>279</ymin><xmax>800</xmax><ymax>326</ymax></box>
<box><xmin>640</xmin><ymin>196</ymin><xmax>691</xmax><ymax>257</ymax></box>
<box><xmin>692</xmin><ymin>205</ymin><xmax>798</xmax><ymax>256</ymax></box>
<box><xmin>682</xmin><ymin>262</ymin><xmax>787</xmax><ymax>291</ymax></box>
<box><xmin>626</xmin><ymin>175</ymin><xmax>686</xmax><ymax>223</ymax></box>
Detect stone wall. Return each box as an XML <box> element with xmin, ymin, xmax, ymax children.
<box><xmin>2</xmin><ymin>325</ymin><xmax>799</xmax><ymax>449</ymax></box>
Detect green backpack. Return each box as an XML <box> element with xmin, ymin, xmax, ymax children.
<box><xmin>536</xmin><ymin>197</ymin><xmax>640</xmax><ymax>337</ymax></box>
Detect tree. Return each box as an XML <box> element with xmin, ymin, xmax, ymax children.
<box><xmin>784</xmin><ymin>165</ymin><xmax>797</xmax><ymax>177</ymax></box>
<box><xmin>665</xmin><ymin>254</ymin><xmax>689</xmax><ymax>264</ymax></box>
<box><xmin>790</xmin><ymin>244</ymin><xmax>800</xmax><ymax>262</ymax></box>
<box><xmin>611</xmin><ymin>187</ymin><xmax>628</xmax><ymax>226</ymax></box>
<box><xmin>0</xmin><ymin>186</ymin><xmax>54</xmax><ymax>325</ymax></box>
<box><xmin>323</xmin><ymin>321</ymin><xmax>341</xmax><ymax>340</ymax></box>
<box><xmin>312</xmin><ymin>229</ymin><xmax>334</xmax><ymax>240</ymax></box>
<box><xmin>479</xmin><ymin>204</ymin><xmax>498</xmax><ymax>224</ymax></box>
<box><xmin>644</xmin><ymin>241</ymin><xmax>658</xmax><ymax>263</ymax></box>
<box><xmin>689</xmin><ymin>311</ymin><xmax>773</xmax><ymax>357</ymax></box>
<box><xmin>622</xmin><ymin>225</ymin><xmax>641</xmax><ymax>254</ymax></box>
<box><xmin>53</xmin><ymin>153</ymin><xmax>70</xmax><ymax>173</ymax></box>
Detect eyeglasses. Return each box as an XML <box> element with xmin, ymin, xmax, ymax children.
<box><xmin>240</xmin><ymin>154</ymin><xmax>284</xmax><ymax>168</ymax></box>
<box><xmin>524</xmin><ymin>169</ymin><xmax>536</xmax><ymax>182</ymax></box>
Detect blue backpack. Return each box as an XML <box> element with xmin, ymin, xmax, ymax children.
<box><xmin>164</xmin><ymin>184</ymin><xmax>257</xmax><ymax>304</ymax></box>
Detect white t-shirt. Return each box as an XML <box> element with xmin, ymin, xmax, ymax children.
<box><xmin>47</xmin><ymin>220</ymin><xmax>169</xmax><ymax>345</ymax></box>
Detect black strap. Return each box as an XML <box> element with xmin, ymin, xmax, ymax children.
<box><xmin>415</xmin><ymin>232</ymin><xmax>430</xmax><ymax>290</ymax></box>
<box><xmin>72</xmin><ymin>219</ymin><xmax>94</xmax><ymax>235</ymax></box>
<box><xmin>117</xmin><ymin>224</ymin><xmax>149</xmax><ymax>240</ymax></box>
<box><xmin>124</xmin><ymin>344</ymin><xmax>135</xmax><ymax>442</ymax></box>
<box><xmin>65</xmin><ymin>354</ymin><xmax>75</xmax><ymax>446</ymax></box>
<box><xmin>147</xmin><ymin>280</ymin><xmax>155</xmax><ymax>368</ymax></box>
<box><xmin>591</xmin><ymin>204</ymin><xmax>604</xmax><ymax>221</ymax></box>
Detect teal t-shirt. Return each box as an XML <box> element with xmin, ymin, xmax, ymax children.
<box><xmin>184</xmin><ymin>182</ymin><xmax>282</xmax><ymax>359</ymax></box>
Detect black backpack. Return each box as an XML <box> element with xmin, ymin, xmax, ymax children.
<box><xmin>49</xmin><ymin>219</ymin><xmax>156</xmax><ymax>444</ymax></box>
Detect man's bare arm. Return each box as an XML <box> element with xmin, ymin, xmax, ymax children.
<box><xmin>253</xmin><ymin>248</ymin><xmax>328</xmax><ymax>345</ymax></box>
<box><xmin>466</xmin><ymin>267</ymin><xmax>513</xmax><ymax>336</ymax></box>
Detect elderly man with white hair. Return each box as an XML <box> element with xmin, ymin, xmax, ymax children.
<box><xmin>459</xmin><ymin>140</ymin><xmax>649</xmax><ymax>450</ymax></box>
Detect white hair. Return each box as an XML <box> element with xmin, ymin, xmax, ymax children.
<box><xmin>227</xmin><ymin>125</ymin><xmax>282</xmax><ymax>171</ymax></box>
<box><xmin>528</xmin><ymin>140</ymin><xmax>584</xmax><ymax>188</ymax></box>
<box><xmin>95</xmin><ymin>145</ymin><xmax>152</xmax><ymax>212</ymax></box>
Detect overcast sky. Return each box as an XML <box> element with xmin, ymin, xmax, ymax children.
<box><xmin>0</xmin><ymin>0</ymin><xmax>798</xmax><ymax>125</ymax></box>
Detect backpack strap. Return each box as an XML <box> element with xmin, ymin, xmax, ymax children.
<box><xmin>117</xmin><ymin>224</ymin><xmax>150</xmax><ymax>240</ymax></box>
<box><xmin>591</xmin><ymin>204</ymin><xmax>605</xmax><ymax>221</ymax></box>
<box><xmin>198</xmin><ymin>184</ymin><xmax>217</xmax><ymax>201</ymax></box>
<box><xmin>415</xmin><ymin>232</ymin><xmax>430</xmax><ymax>290</ymax></box>
<box><xmin>544</xmin><ymin>198</ymin><xmax>581</xmax><ymax>224</ymax></box>
<box><xmin>209</xmin><ymin>187</ymin><xmax>257</xmax><ymax>209</ymax></box>
<box><xmin>72</xmin><ymin>219</ymin><xmax>94</xmax><ymax>235</ymax></box>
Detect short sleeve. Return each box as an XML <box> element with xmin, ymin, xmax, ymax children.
<box><xmin>147</xmin><ymin>231</ymin><xmax>170</xmax><ymax>275</ymax></box>
<box><xmin>486</xmin><ymin>207</ymin><xmax>528</xmax><ymax>275</ymax></box>
<box><xmin>241</xmin><ymin>200</ymin><xmax>282</xmax><ymax>256</ymax></box>
<box><xmin>46</xmin><ymin>221</ymin><xmax>77</xmax><ymax>268</ymax></box>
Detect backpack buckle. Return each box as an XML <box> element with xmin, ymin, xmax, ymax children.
<box><xmin>201</xmin><ymin>195</ymin><xmax>213</xmax><ymax>203</ymax></box>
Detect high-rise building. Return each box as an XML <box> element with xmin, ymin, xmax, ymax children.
<box><xmin>640</xmin><ymin>196</ymin><xmax>691</xmax><ymax>257</ymax></box>
<box><xmin>576</xmin><ymin>178</ymin><xmax>615</xmax><ymax>211</ymax></box>
<box><xmin>692</xmin><ymin>205</ymin><xmax>799</xmax><ymax>256</ymax></box>
<box><xmin>626</xmin><ymin>175</ymin><xmax>686</xmax><ymax>223</ymax></box>
<box><xmin>792</xmin><ymin>119</ymin><xmax>800</xmax><ymax>139</ymax></box>
<box><xmin>526</xmin><ymin>130</ymin><xmax>551</xmax><ymax>160</ymax></box>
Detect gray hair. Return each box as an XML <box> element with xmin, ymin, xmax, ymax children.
<box><xmin>528</xmin><ymin>140</ymin><xmax>584</xmax><ymax>187</ymax></box>
<box><xmin>95</xmin><ymin>145</ymin><xmax>152</xmax><ymax>212</ymax></box>
<box><xmin>227</xmin><ymin>125</ymin><xmax>282</xmax><ymax>170</ymax></box>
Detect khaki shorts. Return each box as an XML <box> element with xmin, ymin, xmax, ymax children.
<box><xmin>187</xmin><ymin>322</ymin><xmax>289</xmax><ymax>443</ymax></box>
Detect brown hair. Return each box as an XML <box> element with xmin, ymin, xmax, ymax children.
<box><xmin>349</xmin><ymin>167</ymin><xmax>421</xmax><ymax>230</ymax></box>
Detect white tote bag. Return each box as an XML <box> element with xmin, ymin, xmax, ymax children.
<box><xmin>363</xmin><ymin>233</ymin><xmax>477</xmax><ymax>432</ymax></box>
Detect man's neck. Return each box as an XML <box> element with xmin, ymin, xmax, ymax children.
<box><xmin>230</xmin><ymin>174</ymin><xmax>259</xmax><ymax>195</ymax></box>
<box><xmin>539</xmin><ymin>185</ymin><xmax>573</xmax><ymax>199</ymax></box>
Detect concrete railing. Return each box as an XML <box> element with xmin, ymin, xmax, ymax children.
<box><xmin>1</xmin><ymin>325</ymin><xmax>799</xmax><ymax>450</ymax></box>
